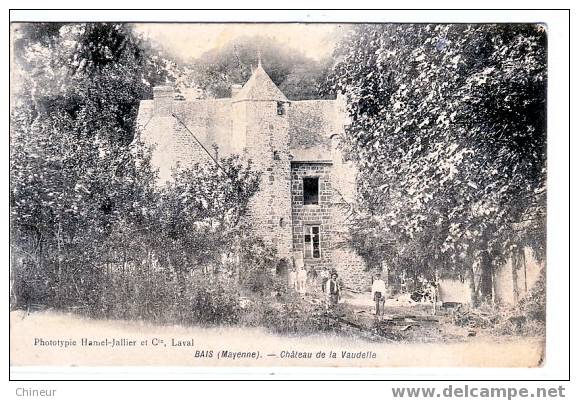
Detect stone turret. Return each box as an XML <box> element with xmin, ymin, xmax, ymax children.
<box><xmin>231</xmin><ymin>61</ymin><xmax>293</xmax><ymax>259</ymax></box>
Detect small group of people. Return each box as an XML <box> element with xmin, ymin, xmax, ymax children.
<box><xmin>287</xmin><ymin>261</ymin><xmax>342</xmax><ymax>307</ymax></box>
<box><xmin>286</xmin><ymin>262</ymin><xmax>391</xmax><ymax>318</ymax></box>
<box><xmin>288</xmin><ymin>264</ymin><xmax>308</xmax><ymax>294</ymax></box>
<box><xmin>320</xmin><ymin>269</ymin><xmax>388</xmax><ymax>317</ymax></box>
<box><xmin>286</xmin><ymin>262</ymin><xmax>440</xmax><ymax>320</ymax></box>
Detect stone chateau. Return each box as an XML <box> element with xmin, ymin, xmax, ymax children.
<box><xmin>137</xmin><ymin>61</ymin><xmax>369</xmax><ymax>290</ymax></box>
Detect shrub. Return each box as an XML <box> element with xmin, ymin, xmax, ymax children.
<box><xmin>451</xmin><ymin>303</ymin><xmax>500</xmax><ymax>329</ymax></box>
<box><xmin>451</xmin><ymin>268</ymin><xmax>546</xmax><ymax>336</ymax></box>
<box><xmin>84</xmin><ymin>264</ymin><xmax>243</xmax><ymax>326</ymax></box>
<box><xmin>494</xmin><ymin>268</ymin><xmax>546</xmax><ymax>336</ymax></box>
<box><xmin>240</xmin><ymin>264</ymin><xmax>278</xmax><ymax>295</ymax></box>
<box><xmin>184</xmin><ymin>275</ymin><xmax>241</xmax><ymax>325</ymax></box>
<box><xmin>239</xmin><ymin>289</ymin><xmax>339</xmax><ymax>335</ymax></box>
<box><xmin>10</xmin><ymin>257</ymin><xmax>55</xmax><ymax>309</ymax></box>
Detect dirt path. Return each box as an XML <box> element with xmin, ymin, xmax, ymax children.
<box><xmin>337</xmin><ymin>290</ymin><xmax>460</xmax><ymax>342</ymax></box>
<box><xmin>10</xmin><ymin>310</ymin><xmax>544</xmax><ymax>368</ymax></box>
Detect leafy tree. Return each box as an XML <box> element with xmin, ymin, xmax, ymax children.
<box><xmin>10</xmin><ymin>23</ymin><xmax>269</xmax><ymax>319</ymax></box>
<box><xmin>329</xmin><ymin>24</ymin><xmax>546</xmax><ymax>303</ymax></box>
<box><xmin>150</xmin><ymin>156</ymin><xmax>260</xmax><ymax>290</ymax></box>
<box><xmin>10</xmin><ymin>23</ymin><xmax>171</xmax><ymax>307</ymax></box>
<box><xmin>188</xmin><ymin>35</ymin><xmax>332</xmax><ymax>100</ymax></box>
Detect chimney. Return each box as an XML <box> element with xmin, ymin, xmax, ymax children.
<box><xmin>153</xmin><ymin>86</ymin><xmax>174</xmax><ymax>116</ymax></box>
<box><xmin>231</xmin><ymin>84</ymin><xmax>242</xmax><ymax>98</ymax></box>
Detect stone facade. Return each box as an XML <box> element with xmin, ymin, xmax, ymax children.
<box><xmin>290</xmin><ymin>162</ymin><xmax>333</xmax><ymax>270</ymax></box>
<box><xmin>137</xmin><ymin>63</ymin><xmax>370</xmax><ymax>291</ymax></box>
<box><xmin>237</xmin><ymin>100</ymin><xmax>293</xmax><ymax>259</ymax></box>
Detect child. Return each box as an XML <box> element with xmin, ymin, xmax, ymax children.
<box><xmin>288</xmin><ymin>267</ymin><xmax>297</xmax><ymax>292</ymax></box>
<box><xmin>297</xmin><ymin>265</ymin><xmax>307</xmax><ymax>294</ymax></box>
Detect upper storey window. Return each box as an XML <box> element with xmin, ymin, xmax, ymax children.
<box><xmin>277</xmin><ymin>101</ymin><xmax>285</xmax><ymax>115</ymax></box>
<box><xmin>303</xmin><ymin>177</ymin><xmax>319</xmax><ymax>205</ymax></box>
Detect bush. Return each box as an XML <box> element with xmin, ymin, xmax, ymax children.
<box><xmin>83</xmin><ymin>264</ymin><xmax>242</xmax><ymax>326</ymax></box>
<box><xmin>451</xmin><ymin>268</ymin><xmax>546</xmax><ymax>336</ymax></box>
<box><xmin>451</xmin><ymin>303</ymin><xmax>500</xmax><ymax>329</ymax></box>
<box><xmin>518</xmin><ymin>267</ymin><xmax>546</xmax><ymax>322</ymax></box>
<box><xmin>91</xmin><ymin>265</ymin><xmax>178</xmax><ymax>322</ymax></box>
<box><xmin>11</xmin><ymin>257</ymin><xmax>55</xmax><ymax>309</ymax></box>
<box><xmin>240</xmin><ymin>290</ymin><xmax>338</xmax><ymax>335</ymax></box>
<box><xmin>240</xmin><ymin>264</ymin><xmax>279</xmax><ymax>295</ymax></box>
<box><xmin>184</xmin><ymin>275</ymin><xmax>241</xmax><ymax>325</ymax></box>
<box><xmin>494</xmin><ymin>268</ymin><xmax>546</xmax><ymax>336</ymax></box>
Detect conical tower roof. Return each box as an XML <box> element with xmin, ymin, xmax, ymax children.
<box><xmin>233</xmin><ymin>62</ymin><xmax>288</xmax><ymax>102</ymax></box>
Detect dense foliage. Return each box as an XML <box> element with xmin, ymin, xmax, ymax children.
<box><xmin>10</xmin><ymin>23</ymin><xmax>263</xmax><ymax>322</ymax></box>
<box><xmin>11</xmin><ymin>22</ymin><xmax>548</xmax><ymax>332</ymax></box>
<box><xmin>11</xmin><ymin>23</ymin><xmax>165</xmax><ymax>307</ymax></box>
<box><xmin>188</xmin><ymin>35</ymin><xmax>332</xmax><ymax>100</ymax></box>
<box><xmin>328</xmin><ymin>24</ymin><xmax>546</xmax><ymax>303</ymax></box>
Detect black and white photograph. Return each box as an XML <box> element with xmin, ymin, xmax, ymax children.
<box><xmin>8</xmin><ymin>12</ymin><xmax>560</xmax><ymax>374</ymax></box>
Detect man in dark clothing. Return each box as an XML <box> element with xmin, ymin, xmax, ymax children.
<box><xmin>323</xmin><ymin>271</ymin><xmax>340</xmax><ymax>307</ymax></box>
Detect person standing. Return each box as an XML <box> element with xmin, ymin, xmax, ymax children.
<box><xmin>372</xmin><ymin>272</ymin><xmax>387</xmax><ymax>321</ymax></box>
<box><xmin>319</xmin><ymin>266</ymin><xmax>330</xmax><ymax>291</ymax></box>
<box><xmin>288</xmin><ymin>267</ymin><xmax>297</xmax><ymax>292</ymax></box>
<box><xmin>323</xmin><ymin>271</ymin><xmax>341</xmax><ymax>308</ymax></box>
<box><xmin>297</xmin><ymin>265</ymin><xmax>307</xmax><ymax>294</ymax></box>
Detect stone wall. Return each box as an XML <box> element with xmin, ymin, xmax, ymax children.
<box><xmin>137</xmin><ymin>85</ymin><xmax>369</xmax><ymax>290</ymax></box>
<box><xmin>290</xmin><ymin>162</ymin><xmax>334</xmax><ymax>271</ymax></box>
<box><xmin>439</xmin><ymin>248</ymin><xmax>544</xmax><ymax>305</ymax></box>
<box><xmin>239</xmin><ymin>100</ymin><xmax>293</xmax><ymax>259</ymax></box>
<box><xmin>330</xmin><ymin>247</ymin><xmax>370</xmax><ymax>292</ymax></box>
<box><xmin>330</xmin><ymin>205</ymin><xmax>371</xmax><ymax>292</ymax></box>
<box><xmin>290</xmin><ymin>162</ymin><xmax>369</xmax><ymax>291</ymax></box>
<box><xmin>139</xmin><ymin>114</ymin><xmax>214</xmax><ymax>183</ymax></box>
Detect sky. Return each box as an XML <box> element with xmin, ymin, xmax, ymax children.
<box><xmin>133</xmin><ymin>23</ymin><xmax>347</xmax><ymax>61</ymax></box>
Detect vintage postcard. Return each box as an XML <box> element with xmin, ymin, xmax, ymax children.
<box><xmin>9</xmin><ymin>19</ymin><xmax>548</xmax><ymax>370</ymax></box>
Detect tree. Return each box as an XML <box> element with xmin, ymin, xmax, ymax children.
<box><xmin>188</xmin><ymin>35</ymin><xmax>332</xmax><ymax>100</ymax></box>
<box><xmin>10</xmin><ymin>23</ymin><xmax>268</xmax><ymax>320</ymax></box>
<box><xmin>149</xmin><ymin>156</ymin><xmax>260</xmax><ymax>292</ymax></box>
<box><xmin>10</xmin><ymin>23</ymin><xmax>172</xmax><ymax>307</ymax></box>
<box><xmin>328</xmin><ymin>24</ymin><xmax>546</xmax><ymax>303</ymax></box>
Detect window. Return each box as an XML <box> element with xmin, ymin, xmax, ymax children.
<box><xmin>303</xmin><ymin>177</ymin><xmax>319</xmax><ymax>205</ymax></box>
<box><xmin>304</xmin><ymin>225</ymin><xmax>321</xmax><ymax>259</ymax></box>
<box><xmin>277</xmin><ymin>101</ymin><xmax>285</xmax><ymax>115</ymax></box>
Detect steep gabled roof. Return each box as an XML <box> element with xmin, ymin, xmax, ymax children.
<box><xmin>233</xmin><ymin>64</ymin><xmax>288</xmax><ymax>102</ymax></box>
